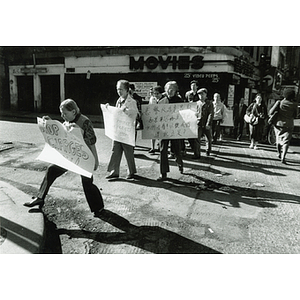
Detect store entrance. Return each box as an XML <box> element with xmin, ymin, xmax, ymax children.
<box><xmin>17</xmin><ymin>76</ymin><xmax>34</xmax><ymax>111</ymax></box>
<box><xmin>41</xmin><ymin>75</ymin><xmax>61</xmax><ymax>113</ymax></box>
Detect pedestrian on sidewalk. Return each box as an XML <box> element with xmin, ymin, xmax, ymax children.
<box><xmin>106</xmin><ymin>79</ymin><xmax>139</xmax><ymax>180</ymax></box>
<box><xmin>246</xmin><ymin>93</ymin><xmax>267</xmax><ymax>150</ymax></box>
<box><xmin>193</xmin><ymin>88</ymin><xmax>213</xmax><ymax>158</ymax></box>
<box><xmin>129</xmin><ymin>83</ymin><xmax>144</xmax><ymax>139</ymax></box>
<box><xmin>157</xmin><ymin>81</ymin><xmax>184</xmax><ymax>181</ymax></box>
<box><xmin>233</xmin><ymin>97</ymin><xmax>247</xmax><ymax>140</ymax></box>
<box><xmin>24</xmin><ymin>99</ymin><xmax>105</xmax><ymax>217</ymax></box>
<box><xmin>185</xmin><ymin>80</ymin><xmax>200</xmax><ymax>155</ymax></box>
<box><xmin>269</xmin><ymin>88</ymin><xmax>298</xmax><ymax>164</ymax></box>
<box><xmin>212</xmin><ymin>92</ymin><xmax>225</xmax><ymax>143</ymax></box>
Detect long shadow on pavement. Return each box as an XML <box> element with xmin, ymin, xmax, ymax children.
<box><xmin>126</xmin><ymin>175</ymin><xmax>300</xmax><ymax>207</ymax></box>
<box><xmin>57</xmin><ymin>210</ymin><xmax>221</xmax><ymax>254</ymax></box>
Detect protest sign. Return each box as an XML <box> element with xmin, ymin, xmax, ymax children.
<box><xmin>141</xmin><ymin>103</ymin><xmax>198</xmax><ymax>139</ymax></box>
<box><xmin>36</xmin><ymin>118</ymin><xmax>95</xmax><ymax>178</ymax></box>
<box><xmin>101</xmin><ymin>104</ymin><xmax>136</xmax><ymax>146</ymax></box>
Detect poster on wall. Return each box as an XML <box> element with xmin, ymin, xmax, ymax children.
<box><xmin>141</xmin><ymin>103</ymin><xmax>198</xmax><ymax>140</ymax></box>
<box><xmin>227</xmin><ymin>84</ymin><xmax>235</xmax><ymax>108</ymax></box>
<box><xmin>221</xmin><ymin>107</ymin><xmax>233</xmax><ymax>127</ymax></box>
<box><xmin>244</xmin><ymin>88</ymin><xmax>250</xmax><ymax>105</ymax></box>
<box><xmin>130</xmin><ymin>82</ymin><xmax>157</xmax><ymax>102</ymax></box>
<box><xmin>36</xmin><ymin>118</ymin><xmax>95</xmax><ymax>178</ymax></box>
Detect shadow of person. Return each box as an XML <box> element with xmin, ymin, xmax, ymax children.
<box><xmin>58</xmin><ymin>210</ymin><xmax>221</xmax><ymax>254</ymax></box>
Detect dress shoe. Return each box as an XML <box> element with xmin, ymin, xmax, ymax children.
<box><xmin>148</xmin><ymin>149</ymin><xmax>155</xmax><ymax>154</ymax></box>
<box><xmin>157</xmin><ymin>174</ymin><xmax>167</xmax><ymax>181</ymax></box>
<box><xmin>179</xmin><ymin>166</ymin><xmax>183</xmax><ymax>174</ymax></box>
<box><xmin>23</xmin><ymin>197</ymin><xmax>44</xmax><ymax>208</ymax></box>
<box><xmin>105</xmin><ymin>173</ymin><xmax>119</xmax><ymax>180</ymax></box>
<box><xmin>126</xmin><ymin>174</ymin><xmax>135</xmax><ymax>180</ymax></box>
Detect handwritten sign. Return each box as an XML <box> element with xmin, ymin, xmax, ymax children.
<box><xmin>141</xmin><ymin>103</ymin><xmax>198</xmax><ymax>139</ymax></box>
<box><xmin>36</xmin><ymin>118</ymin><xmax>95</xmax><ymax>178</ymax></box>
<box><xmin>101</xmin><ymin>104</ymin><xmax>136</xmax><ymax>146</ymax></box>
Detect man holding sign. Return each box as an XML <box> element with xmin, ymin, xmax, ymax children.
<box><xmin>105</xmin><ymin>80</ymin><xmax>139</xmax><ymax>180</ymax></box>
<box><xmin>23</xmin><ymin>99</ymin><xmax>105</xmax><ymax>218</ymax></box>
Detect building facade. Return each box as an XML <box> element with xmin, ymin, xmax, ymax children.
<box><xmin>1</xmin><ymin>46</ymin><xmax>293</xmax><ymax>115</ymax></box>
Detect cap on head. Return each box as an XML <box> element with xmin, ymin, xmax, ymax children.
<box><xmin>197</xmin><ymin>88</ymin><xmax>208</xmax><ymax>94</ymax></box>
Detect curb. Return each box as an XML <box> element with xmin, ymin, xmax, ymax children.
<box><xmin>0</xmin><ymin>181</ymin><xmax>45</xmax><ymax>254</ymax></box>
<box><xmin>0</xmin><ymin>111</ymin><xmax>104</xmax><ymax>128</ymax></box>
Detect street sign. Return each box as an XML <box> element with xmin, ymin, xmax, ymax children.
<box><xmin>21</xmin><ymin>67</ymin><xmax>48</xmax><ymax>74</ymax></box>
<box><xmin>263</xmin><ymin>75</ymin><xmax>273</xmax><ymax>86</ymax></box>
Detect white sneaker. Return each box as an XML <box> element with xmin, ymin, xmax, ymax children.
<box><xmin>254</xmin><ymin>145</ymin><xmax>259</xmax><ymax>150</ymax></box>
<box><xmin>249</xmin><ymin>144</ymin><xmax>254</xmax><ymax>149</ymax></box>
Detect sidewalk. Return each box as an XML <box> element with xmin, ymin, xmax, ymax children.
<box><xmin>0</xmin><ymin>181</ymin><xmax>44</xmax><ymax>254</ymax></box>
<box><xmin>0</xmin><ymin>110</ymin><xmax>104</xmax><ymax>128</ymax></box>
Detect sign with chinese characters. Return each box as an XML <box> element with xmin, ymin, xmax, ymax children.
<box><xmin>141</xmin><ymin>103</ymin><xmax>198</xmax><ymax>139</ymax></box>
<box><xmin>101</xmin><ymin>104</ymin><xmax>136</xmax><ymax>146</ymax></box>
<box><xmin>36</xmin><ymin>118</ymin><xmax>95</xmax><ymax>178</ymax></box>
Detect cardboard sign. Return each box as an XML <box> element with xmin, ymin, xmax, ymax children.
<box><xmin>36</xmin><ymin>118</ymin><xmax>95</xmax><ymax>178</ymax></box>
<box><xmin>101</xmin><ymin>104</ymin><xmax>136</xmax><ymax>146</ymax></box>
<box><xmin>141</xmin><ymin>103</ymin><xmax>198</xmax><ymax>139</ymax></box>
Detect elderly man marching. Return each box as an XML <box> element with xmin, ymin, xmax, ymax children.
<box><xmin>194</xmin><ymin>88</ymin><xmax>214</xmax><ymax>158</ymax></box>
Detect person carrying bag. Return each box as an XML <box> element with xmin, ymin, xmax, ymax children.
<box><xmin>245</xmin><ymin>94</ymin><xmax>267</xmax><ymax>149</ymax></box>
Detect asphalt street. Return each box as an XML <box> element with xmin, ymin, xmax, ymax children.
<box><xmin>1</xmin><ymin>118</ymin><xmax>300</xmax><ymax>254</ymax></box>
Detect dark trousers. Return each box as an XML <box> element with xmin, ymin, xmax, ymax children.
<box><xmin>233</xmin><ymin>117</ymin><xmax>245</xmax><ymax>138</ymax></box>
<box><xmin>37</xmin><ymin>164</ymin><xmax>104</xmax><ymax>213</ymax></box>
<box><xmin>212</xmin><ymin>119</ymin><xmax>222</xmax><ymax>141</ymax></box>
<box><xmin>191</xmin><ymin>126</ymin><xmax>212</xmax><ymax>157</ymax></box>
<box><xmin>160</xmin><ymin>139</ymin><xmax>183</xmax><ymax>174</ymax></box>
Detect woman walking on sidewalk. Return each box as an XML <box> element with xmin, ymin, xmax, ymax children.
<box><xmin>246</xmin><ymin>93</ymin><xmax>267</xmax><ymax>150</ymax></box>
<box><xmin>269</xmin><ymin>88</ymin><xmax>298</xmax><ymax>164</ymax></box>
<box><xmin>23</xmin><ymin>99</ymin><xmax>105</xmax><ymax>218</ymax></box>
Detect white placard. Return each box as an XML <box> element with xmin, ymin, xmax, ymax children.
<box><xmin>141</xmin><ymin>103</ymin><xmax>198</xmax><ymax>139</ymax></box>
<box><xmin>101</xmin><ymin>104</ymin><xmax>136</xmax><ymax>146</ymax></box>
<box><xmin>36</xmin><ymin>118</ymin><xmax>95</xmax><ymax>178</ymax></box>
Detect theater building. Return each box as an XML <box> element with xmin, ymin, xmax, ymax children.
<box><xmin>2</xmin><ymin>46</ymin><xmax>277</xmax><ymax>115</ymax></box>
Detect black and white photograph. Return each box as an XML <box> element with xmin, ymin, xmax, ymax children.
<box><xmin>1</xmin><ymin>2</ymin><xmax>299</xmax><ymax>300</ymax></box>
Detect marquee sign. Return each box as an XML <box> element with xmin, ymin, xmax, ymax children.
<box><xmin>130</xmin><ymin>55</ymin><xmax>204</xmax><ymax>71</ymax></box>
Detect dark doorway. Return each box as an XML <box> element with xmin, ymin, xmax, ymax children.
<box><xmin>40</xmin><ymin>75</ymin><xmax>60</xmax><ymax>113</ymax></box>
<box><xmin>17</xmin><ymin>76</ymin><xmax>34</xmax><ymax>111</ymax></box>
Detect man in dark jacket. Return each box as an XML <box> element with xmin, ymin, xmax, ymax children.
<box><xmin>233</xmin><ymin>97</ymin><xmax>247</xmax><ymax>140</ymax></box>
<box><xmin>192</xmin><ymin>88</ymin><xmax>214</xmax><ymax>158</ymax></box>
